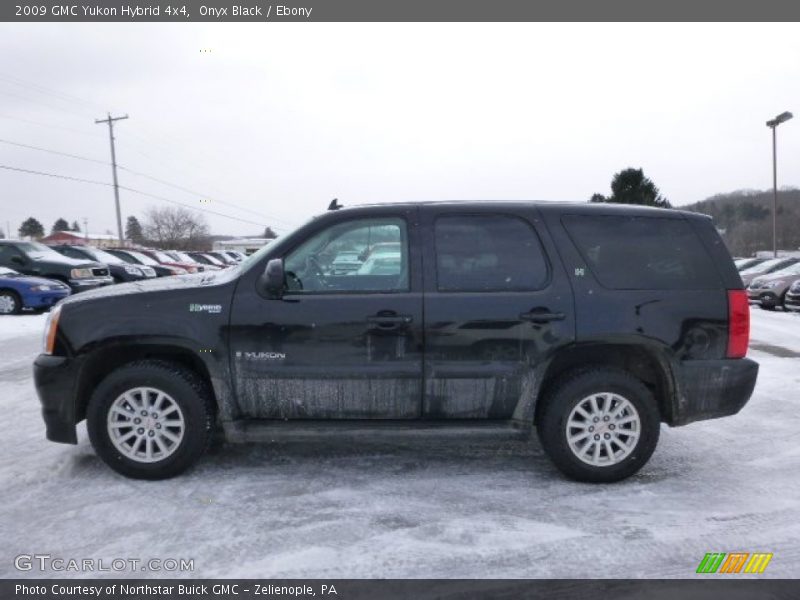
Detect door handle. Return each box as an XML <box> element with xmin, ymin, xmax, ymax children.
<box><xmin>519</xmin><ymin>310</ymin><xmax>566</xmax><ymax>323</ymax></box>
<box><xmin>367</xmin><ymin>313</ymin><xmax>413</xmax><ymax>329</ymax></box>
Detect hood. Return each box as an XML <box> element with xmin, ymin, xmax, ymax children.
<box><xmin>31</xmin><ymin>253</ymin><xmax>104</xmax><ymax>269</ymax></box>
<box><xmin>0</xmin><ymin>273</ymin><xmax>70</xmax><ymax>288</ymax></box>
<box><xmin>59</xmin><ymin>268</ymin><xmax>237</xmax><ymax>306</ymax></box>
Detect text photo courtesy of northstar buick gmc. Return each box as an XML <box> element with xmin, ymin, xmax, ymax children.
<box><xmin>33</xmin><ymin>202</ymin><xmax>758</xmax><ymax>483</ymax></box>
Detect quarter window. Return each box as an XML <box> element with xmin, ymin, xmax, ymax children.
<box><xmin>434</xmin><ymin>215</ymin><xmax>549</xmax><ymax>292</ymax></box>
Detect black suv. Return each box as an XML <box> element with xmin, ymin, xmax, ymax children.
<box><xmin>0</xmin><ymin>240</ymin><xmax>113</xmax><ymax>292</ymax></box>
<box><xmin>33</xmin><ymin>202</ymin><xmax>758</xmax><ymax>482</ymax></box>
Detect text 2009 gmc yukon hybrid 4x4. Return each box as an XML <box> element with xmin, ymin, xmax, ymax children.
<box><xmin>33</xmin><ymin>202</ymin><xmax>758</xmax><ymax>482</ymax></box>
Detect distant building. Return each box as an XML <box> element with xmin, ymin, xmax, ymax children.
<box><xmin>212</xmin><ymin>238</ymin><xmax>272</xmax><ymax>255</ymax></box>
<box><xmin>41</xmin><ymin>231</ymin><xmax>126</xmax><ymax>248</ymax></box>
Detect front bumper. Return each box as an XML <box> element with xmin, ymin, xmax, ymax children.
<box><xmin>785</xmin><ymin>292</ymin><xmax>800</xmax><ymax>311</ymax></box>
<box><xmin>24</xmin><ymin>290</ymin><xmax>70</xmax><ymax>309</ymax></box>
<box><xmin>672</xmin><ymin>358</ymin><xmax>759</xmax><ymax>426</ymax></box>
<box><xmin>33</xmin><ymin>354</ymin><xmax>79</xmax><ymax>444</ymax></box>
<box><xmin>68</xmin><ymin>276</ymin><xmax>114</xmax><ymax>292</ymax></box>
<box><xmin>747</xmin><ymin>289</ymin><xmax>780</xmax><ymax>308</ymax></box>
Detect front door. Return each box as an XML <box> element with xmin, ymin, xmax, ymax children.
<box><xmin>229</xmin><ymin>210</ymin><xmax>424</xmax><ymax>419</ymax></box>
<box><xmin>420</xmin><ymin>205</ymin><xmax>575</xmax><ymax>419</ymax></box>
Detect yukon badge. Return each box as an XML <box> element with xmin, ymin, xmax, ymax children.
<box><xmin>189</xmin><ymin>303</ymin><xmax>222</xmax><ymax>314</ymax></box>
<box><xmin>236</xmin><ymin>351</ymin><xmax>287</xmax><ymax>361</ymax></box>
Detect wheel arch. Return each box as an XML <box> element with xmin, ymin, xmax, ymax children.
<box><xmin>74</xmin><ymin>340</ymin><xmax>219</xmax><ymax>422</ymax></box>
<box><xmin>536</xmin><ymin>341</ymin><xmax>677</xmax><ymax>425</ymax></box>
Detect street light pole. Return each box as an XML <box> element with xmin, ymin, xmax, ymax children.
<box><xmin>766</xmin><ymin>111</ymin><xmax>793</xmax><ymax>258</ymax></box>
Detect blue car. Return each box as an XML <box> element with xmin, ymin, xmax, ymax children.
<box><xmin>0</xmin><ymin>267</ymin><xmax>71</xmax><ymax>315</ymax></box>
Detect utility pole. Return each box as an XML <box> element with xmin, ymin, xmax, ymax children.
<box><xmin>95</xmin><ymin>112</ymin><xmax>129</xmax><ymax>244</ymax></box>
<box><xmin>83</xmin><ymin>217</ymin><xmax>89</xmax><ymax>243</ymax></box>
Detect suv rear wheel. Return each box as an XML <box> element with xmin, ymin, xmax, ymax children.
<box><xmin>87</xmin><ymin>360</ymin><xmax>214</xmax><ymax>479</ymax></box>
<box><xmin>537</xmin><ymin>367</ymin><xmax>660</xmax><ymax>483</ymax></box>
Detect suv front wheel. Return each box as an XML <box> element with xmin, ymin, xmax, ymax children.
<box><xmin>537</xmin><ymin>367</ymin><xmax>660</xmax><ymax>483</ymax></box>
<box><xmin>87</xmin><ymin>360</ymin><xmax>214</xmax><ymax>479</ymax></box>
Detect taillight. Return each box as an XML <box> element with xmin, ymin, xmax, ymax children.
<box><xmin>43</xmin><ymin>304</ymin><xmax>62</xmax><ymax>355</ymax></box>
<box><xmin>727</xmin><ymin>289</ymin><xmax>750</xmax><ymax>358</ymax></box>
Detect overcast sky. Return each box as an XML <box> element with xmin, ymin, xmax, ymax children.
<box><xmin>1</xmin><ymin>23</ymin><xmax>799</xmax><ymax>238</ymax></box>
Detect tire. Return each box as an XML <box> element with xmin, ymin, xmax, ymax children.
<box><xmin>536</xmin><ymin>367</ymin><xmax>660</xmax><ymax>483</ymax></box>
<box><xmin>0</xmin><ymin>290</ymin><xmax>22</xmax><ymax>315</ymax></box>
<box><xmin>87</xmin><ymin>360</ymin><xmax>215</xmax><ymax>480</ymax></box>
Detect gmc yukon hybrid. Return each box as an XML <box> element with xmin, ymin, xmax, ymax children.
<box><xmin>34</xmin><ymin>202</ymin><xmax>758</xmax><ymax>482</ymax></box>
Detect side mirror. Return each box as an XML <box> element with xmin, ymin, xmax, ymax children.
<box><xmin>260</xmin><ymin>258</ymin><xmax>285</xmax><ymax>299</ymax></box>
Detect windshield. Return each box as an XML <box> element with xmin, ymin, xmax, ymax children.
<box><xmin>768</xmin><ymin>262</ymin><xmax>800</xmax><ymax>277</ymax></box>
<box><xmin>202</xmin><ymin>254</ymin><xmax>225</xmax><ymax>265</ymax></box>
<box><xmin>125</xmin><ymin>251</ymin><xmax>160</xmax><ymax>266</ymax></box>
<box><xmin>741</xmin><ymin>258</ymin><xmax>793</xmax><ymax>274</ymax></box>
<box><xmin>16</xmin><ymin>241</ymin><xmax>68</xmax><ymax>260</ymax></box>
<box><xmin>175</xmin><ymin>251</ymin><xmax>198</xmax><ymax>263</ymax></box>
<box><xmin>149</xmin><ymin>250</ymin><xmax>174</xmax><ymax>263</ymax></box>
<box><xmin>85</xmin><ymin>247</ymin><xmax>125</xmax><ymax>264</ymax></box>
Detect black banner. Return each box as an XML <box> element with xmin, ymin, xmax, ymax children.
<box><xmin>3</xmin><ymin>0</ymin><xmax>800</xmax><ymax>22</ymax></box>
<box><xmin>4</xmin><ymin>580</ymin><xmax>800</xmax><ymax>600</ymax></box>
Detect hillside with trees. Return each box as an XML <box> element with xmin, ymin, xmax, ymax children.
<box><xmin>683</xmin><ymin>188</ymin><xmax>800</xmax><ymax>257</ymax></box>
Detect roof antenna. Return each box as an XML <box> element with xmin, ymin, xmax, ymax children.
<box><xmin>328</xmin><ymin>198</ymin><xmax>342</xmax><ymax>211</ymax></box>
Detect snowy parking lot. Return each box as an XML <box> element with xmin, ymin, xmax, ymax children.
<box><xmin>1</xmin><ymin>308</ymin><xmax>798</xmax><ymax>579</ymax></box>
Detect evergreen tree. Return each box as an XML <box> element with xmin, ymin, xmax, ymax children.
<box><xmin>19</xmin><ymin>217</ymin><xmax>45</xmax><ymax>239</ymax></box>
<box><xmin>590</xmin><ymin>168</ymin><xmax>671</xmax><ymax>208</ymax></box>
<box><xmin>125</xmin><ymin>216</ymin><xmax>144</xmax><ymax>244</ymax></box>
<box><xmin>51</xmin><ymin>218</ymin><xmax>70</xmax><ymax>234</ymax></box>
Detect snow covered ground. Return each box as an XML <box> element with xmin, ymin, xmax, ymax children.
<box><xmin>1</xmin><ymin>309</ymin><xmax>798</xmax><ymax>579</ymax></box>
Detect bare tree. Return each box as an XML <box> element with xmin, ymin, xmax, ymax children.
<box><xmin>143</xmin><ymin>206</ymin><xmax>210</xmax><ymax>250</ymax></box>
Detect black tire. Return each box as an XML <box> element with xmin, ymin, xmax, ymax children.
<box><xmin>0</xmin><ymin>290</ymin><xmax>22</xmax><ymax>315</ymax></box>
<box><xmin>87</xmin><ymin>360</ymin><xmax>215</xmax><ymax>480</ymax></box>
<box><xmin>536</xmin><ymin>367</ymin><xmax>660</xmax><ymax>483</ymax></box>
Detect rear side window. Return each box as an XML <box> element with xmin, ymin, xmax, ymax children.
<box><xmin>563</xmin><ymin>215</ymin><xmax>720</xmax><ymax>290</ymax></box>
<box><xmin>435</xmin><ymin>214</ymin><xmax>549</xmax><ymax>292</ymax></box>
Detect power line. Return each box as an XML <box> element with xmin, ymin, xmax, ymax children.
<box><xmin>0</xmin><ymin>163</ymin><xmax>271</xmax><ymax>228</ymax></box>
<box><xmin>0</xmin><ymin>138</ymin><xmax>109</xmax><ymax>165</ymax></box>
<box><xmin>0</xmin><ymin>71</ymin><xmax>109</xmax><ymax>113</ymax></box>
<box><xmin>0</xmin><ymin>114</ymin><xmax>105</xmax><ymax>138</ymax></box>
<box><xmin>0</xmin><ymin>136</ymin><xmax>297</xmax><ymax>228</ymax></box>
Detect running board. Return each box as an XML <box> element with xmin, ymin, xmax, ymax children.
<box><xmin>223</xmin><ymin>419</ymin><xmax>532</xmax><ymax>444</ymax></box>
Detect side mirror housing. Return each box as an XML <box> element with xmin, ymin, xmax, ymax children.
<box><xmin>260</xmin><ymin>258</ymin><xmax>285</xmax><ymax>299</ymax></box>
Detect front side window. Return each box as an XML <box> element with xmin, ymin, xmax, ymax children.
<box><xmin>284</xmin><ymin>217</ymin><xmax>408</xmax><ymax>293</ymax></box>
<box><xmin>434</xmin><ymin>214</ymin><xmax>549</xmax><ymax>292</ymax></box>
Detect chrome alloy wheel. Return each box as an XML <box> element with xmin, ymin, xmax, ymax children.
<box><xmin>107</xmin><ymin>387</ymin><xmax>185</xmax><ymax>463</ymax></box>
<box><xmin>0</xmin><ymin>293</ymin><xmax>17</xmax><ymax>314</ymax></box>
<box><xmin>565</xmin><ymin>392</ymin><xmax>641</xmax><ymax>467</ymax></box>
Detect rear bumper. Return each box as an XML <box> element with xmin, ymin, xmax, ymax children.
<box><xmin>33</xmin><ymin>354</ymin><xmax>79</xmax><ymax>444</ymax></box>
<box><xmin>672</xmin><ymin>358</ymin><xmax>759</xmax><ymax>426</ymax></box>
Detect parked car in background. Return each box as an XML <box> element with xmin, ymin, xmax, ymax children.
<box><xmin>330</xmin><ymin>250</ymin><xmax>363</xmax><ymax>274</ymax></box>
<box><xmin>747</xmin><ymin>261</ymin><xmax>800</xmax><ymax>310</ymax></box>
<box><xmin>138</xmin><ymin>249</ymin><xmax>202</xmax><ymax>273</ymax></box>
<box><xmin>50</xmin><ymin>245</ymin><xmax>158</xmax><ymax>283</ymax></box>
<box><xmin>734</xmin><ymin>257</ymin><xmax>765</xmax><ymax>271</ymax></box>
<box><xmin>106</xmin><ymin>249</ymin><xmax>187</xmax><ymax>277</ymax></box>
<box><xmin>185</xmin><ymin>252</ymin><xmax>225</xmax><ymax>269</ymax></box>
<box><xmin>0</xmin><ymin>266</ymin><xmax>71</xmax><ymax>315</ymax></box>
<box><xmin>223</xmin><ymin>250</ymin><xmax>247</xmax><ymax>262</ymax></box>
<box><xmin>359</xmin><ymin>241</ymin><xmax>401</xmax><ymax>262</ymax></box>
<box><xmin>163</xmin><ymin>251</ymin><xmax>219</xmax><ymax>271</ymax></box>
<box><xmin>783</xmin><ymin>279</ymin><xmax>800</xmax><ymax>312</ymax></box>
<box><xmin>356</xmin><ymin>252</ymin><xmax>402</xmax><ymax>276</ymax></box>
<box><xmin>0</xmin><ymin>240</ymin><xmax>113</xmax><ymax>292</ymax></box>
<box><xmin>739</xmin><ymin>257</ymin><xmax>800</xmax><ymax>287</ymax></box>
<box><xmin>207</xmin><ymin>251</ymin><xmax>238</xmax><ymax>266</ymax></box>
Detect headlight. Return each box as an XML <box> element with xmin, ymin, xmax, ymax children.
<box><xmin>124</xmin><ymin>265</ymin><xmax>142</xmax><ymax>276</ymax></box>
<box><xmin>31</xmin><ymin>285</ymin><xmax>51</xmax><ymax>291</ymax></box>
<box><xmin>42</xmin><ymin>304</ymin><xmax>62</xmax><ymax>355</ymax></box>
<box><xmin>70</xmin><ymin>268</ymin><xmax>93</xmax><ymax>279</ymax></box>
<box><xmin>170</xmin><ymin>267</ymin><xmax>186</xmax><ymax>275</ymax></box>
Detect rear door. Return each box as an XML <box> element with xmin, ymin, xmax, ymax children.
<box><xmin>420</xmin><ymin>204</ymin><xmax>575</xmax><ymax>419</ymax></box>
